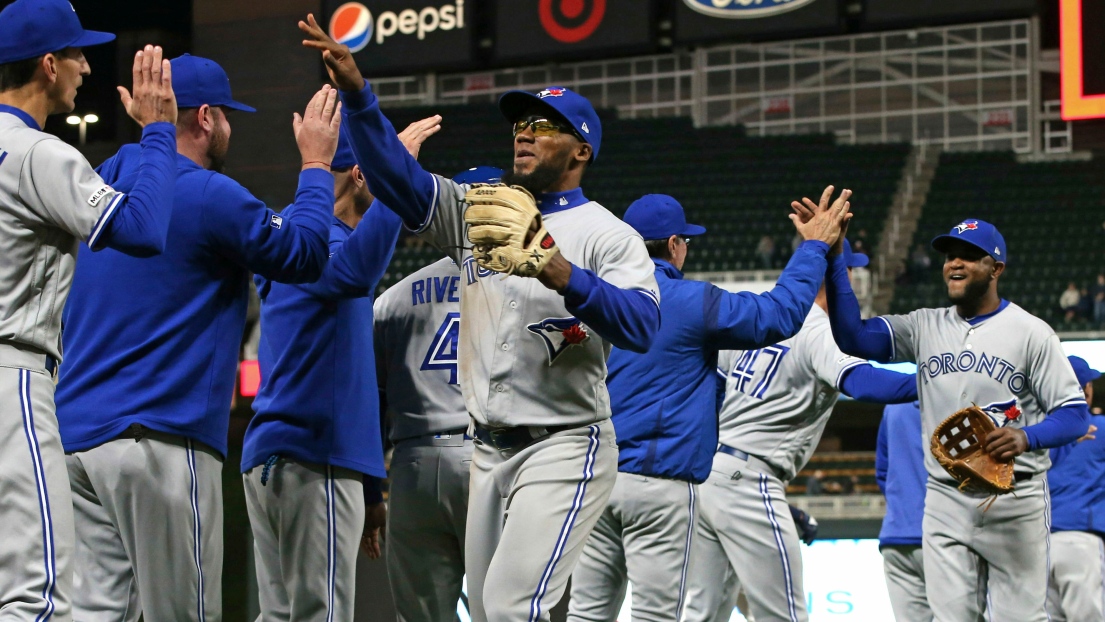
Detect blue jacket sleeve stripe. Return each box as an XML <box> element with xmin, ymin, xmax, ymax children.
<box><xmin>834</xmin><ymin>360</ymin><xmax>867</xmax><ymax>390</ymax></box>
<box><xmin>87</xmin><ymin>192</ymin><xmax>124</xmax><ymax>248</ymax></box>
<box><xmin>410</xmin><ymin>174</ymin><xmax>440</xmax><ymax>234</ymax></box>
<box><xmin>876</xmin><ymin>316</ymin><xmax>897</xmax><ymax>360</ymax></box>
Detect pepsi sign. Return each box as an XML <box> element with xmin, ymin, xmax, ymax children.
<box><xmin>322</xmin><ymin>0</ymin><xmax>474</xmax><ymax>74</ymax></box>
<box><xmin>683</xmin><ymin>0</ymin><xmax>818</xmax><ymax>19</ymax></box>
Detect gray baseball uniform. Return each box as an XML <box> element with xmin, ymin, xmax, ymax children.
<box><xmin>413</xmin><ymin>175</ymin><xmax>658</xmax><ymax>622</ymax></box>
<box><xmin>374</xmin><ymin>257</ymin><xmax>472</xmax><ymax>622</ymax></box>
<box><xmin>1046</xmin><ymin>531</ymin><xmax>1105</xmax><ymax>621</ymax></box>
<box><xmin>683</xmin><ymin>307</ymin><xmax>865</xmax><ymax>622</ymax></box>
<box><xmin>878</xmin><ymin>302</ymin><xmax>1085</xmax><ymax>621</ymax></box>
<box><xmin>0</xmin><ymin>111</ymin><xmax>162</xmax><ymax>622</ymax></box>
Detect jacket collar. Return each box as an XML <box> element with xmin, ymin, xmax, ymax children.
<box><xmin>534</xmin><ymin>187</ymin><xmax>588</xmax><ymax>215</ymax></box>
<box><xmin>0</xmin><ymin>104</ymin><xmax>40</xmax><ymax>131</ymax></box>
<box><xmin>653</xmin><ymin>258</ymin><xmax>684</xmax><ymax>280</ymax></box>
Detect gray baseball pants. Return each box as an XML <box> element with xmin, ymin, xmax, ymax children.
<box><xmin>465</xmin><ymin>419</ymin><xmax>618</xmax><ymax>622</ymax></box>
<box><xmin>1046</xmin><ymin>530</ymin><xmax>1105</xmax><ymax>622</ymax></box>
<box><xmin>567</xmin><ymin>473</ymin><xmax>697</xmax><ymax>622</ymax></box>
<box><xmin>386</xmin><ymin>435</ymin><xmax>472</xmax><ymax>622</ymax></box>
<box><xmin>0</xmin><ymin>365</ymin><xmax>73</xmax><ymax>622</ymax></box>
<box><xmin>682</xmin><ymin>451</ymin><xmax>806</xmax><ymax>622</ymax></box>
<box><xmin>881</xmin><ymin>545</ymin><xmax>932</xmax><ymax>622</ymax></box>
<box><xmin>923</xmin><ymin>478</ymin><xmax>1050</xmax><ymax>622</ymax></box>
<box><xmin>67</xmin><ymin>431</ymin><xmax>222</xmax><ymax>622</ymax></box>
<box><xmin>243</xmin><ymin>458</ymin><xmax>364</xmax><ymax>622</ymax></box>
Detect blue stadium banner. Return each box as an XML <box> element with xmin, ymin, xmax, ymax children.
<box><xmin>674</xmin><ymin>0</ymin><xmax>842</xmax><ymax>44</ymax></box>
<box><xmin>493</xmin><ymin>0</ymin><xmax>656</xmax><ymax>63</ymax></box>
<box><xmin>863</xmin><ymin>0</ymin><xmax>1036</xmax><ymax>28</ymax></box>
<box><xmin>323</xmin><ymin>0</ymin><xmax>475</xmax><ymax>75</ymax></box>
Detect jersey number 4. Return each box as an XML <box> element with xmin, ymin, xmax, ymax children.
<box><xmin>421</xmin><ymin>312</ymin><xmax>460</xmax><ymax>385</ymax></box>
<box><xmin>728</xmin><ymin>345</ymin><xmax>790</xmax><ymax>399</ymax></box>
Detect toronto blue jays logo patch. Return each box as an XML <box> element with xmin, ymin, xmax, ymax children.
<box><xmin>527</xmin><ymin>317</ymin><xmax>589</xmax><ymax>365</ymax></box>
<box><xmin>954</xmin><ymin>220</ymin><xmax>979</xmax><ymax>234</ymax></box>
<box><xmin>978</xmin><ymin>397</ymin><xmax>1022</xmax><ymax>427</ymax></box>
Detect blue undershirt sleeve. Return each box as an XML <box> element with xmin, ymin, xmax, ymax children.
<box><xmin>95</xmin><ymin>122</ymin><xmax>177</xmax><ymax>255</ymax></box>
<box><xmin>839</xmin><ymin>365</ymin><xmax>918</xmax><ymax>403</ymax></box>
<box><xmin>560</xmin><ymin>265</ymin><xmax>660</xmax><ymax>353</ymax></box>
<box><xmin>299</xmin><ymin>201</ymin><xmax>403</xmax><ymax>300</ymax></box>
<box><xmin>339</xmin><ymin>84</ymin><xmax>435</xmax><ymax>229</ymax></box>
<box><xmin>363</xmin><ymin>476</ymin><xmax>383</xmax><ymax>505</ymax></box>
<box><xmin>875</xmin><ymin>415</ymin><xmax>889</xmax><ymax>493</ymax></box>
<box><xmin>1022</xmin><ymin>403</ymin><xmax>1091</xmax><ymax>451</ymax></box>
<box><xmin>704</xmin><ymin>240</ymin><xmax>828</xmax><ymax>350</ymax></box>
<box><xmin>825</xmin><ymin>253</ymin><xmax>895</xmax><ymax>361</ymax></box>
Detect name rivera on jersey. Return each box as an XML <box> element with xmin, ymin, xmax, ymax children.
<box><xmin>917</xmin><ymin>349</ymin><xmax>1028</xmax><ymax>394</ymax></box>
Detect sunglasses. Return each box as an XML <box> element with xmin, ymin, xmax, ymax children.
<box><xmin>512</xmin><ymin>116</ymin><xmax>580</xmax><ymax>140</ymax></box>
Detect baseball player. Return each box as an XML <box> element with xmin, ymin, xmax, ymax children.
<box><xmin>567</xmin><ymin>191</ymin><xmax>852</xmax><ymax>622</ymax></box>
<box><xmin>876</xmin><ymin>400</ymin><xmax>932</xmax><ymax>622</ymax></box>
<box><xmin>0</xmin><ymin>0</ymin><xmax>178</xmax><ymax>616</ymax></box>
<box><xmin>1045</xmin><ymin>356</ymin><xmax>1105</xmax><ymax>622</ymax></box>
<box><xmin>300</xmin><ymin>15</ymin><xmax>661</xmax><ymax>621</ymax></box>
<box><xmin>823</xmin><ymin>217</ymin><xmax>1090</xmax><ymax>621</ymax></box>
<box><xmin>373</xmin><ymin>166</ymin><xmax>503</xmax><ymax>622</ymax></box>
<box><xmin>682</xmin><ymin>237</ymin><xmax>918</xmax><ymax>622</ymax></box>
<box><xmin>56</xmin><ymin>57</ymin><xmax>343</xmax><ymax>620</ymax></box>
<box><xmin>241</xmin><ymin>122</ymin><xmax>440</xmax><ymax>620</ymax></box>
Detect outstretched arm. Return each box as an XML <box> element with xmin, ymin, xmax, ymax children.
<box><xmin>839</xmin><ymin>366</ymin><xmax>917</xmax><ymax>403</ymax></box>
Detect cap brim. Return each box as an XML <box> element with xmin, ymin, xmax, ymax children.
<box><xmin>71</xmin><ymin>30</ymin><xmax>116</xmax><ymax>48</ymax></box>
<box><xmin>846</xmin><ymin>254</ymin><xmax>870</xmax><ymax>268</ymax></box>
<box><xmin>681</xmin><ymin>224</ymin><xmax>707</xmax><ymax>236</ymax></box>
<box><xmin>223</xmin><ymin>100</ymin><xmax>256</xmax><ymax>113</ymax></box>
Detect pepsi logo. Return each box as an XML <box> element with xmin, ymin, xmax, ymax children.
<box><xmin>539</xmin><ymin>0</ymin><xmax>605</xmax><ymax>44</ymax></box>
<box><xmin>682</xmin><ymin>0</ymin><xmax>818</xmax><ymax>19</ymax></box>
<box><xmin>330</xmin><ymin>3</ymin><xmax>374</xmax><ymax>53</ymax></box>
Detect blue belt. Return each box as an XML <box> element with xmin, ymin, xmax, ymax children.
<box><xmin>716</xmin><ymin>444</ymin><xmax>749</xmax><ymax>461</ymax></box>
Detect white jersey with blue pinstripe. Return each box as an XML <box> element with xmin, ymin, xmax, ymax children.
<box><xmin>414</xmin><ymin>175</ymin><xmax>659</xmax><ymax>428</ymax></box>
<box><xmin>0</xmin><ymin>112</ymin><xmax>127</xmax><ymax>361</ymax></box>
<box><xmin>878</xmin><ymin>302</ymin><xmax>1086</xmax><ymax>483</ymax></box>
<box><xmin>717</xmin><ymin>306</ymin><xmax>865</xmax><ymax>481</ymax></box>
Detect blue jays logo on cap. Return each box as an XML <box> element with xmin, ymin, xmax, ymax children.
<box><xmin>538</xmin><ymin>88</ymin><xmax>566</xmax><ymax>98</ymax></box>
<box><xmin>954</xmin><ymin>221</ymin><xmax>979</xmax><ymax>234</ymax></box>
<box><xmin>931</xmin><ymin>218</ymin><xmax>1007</xmax><ymax>263</ymax></box>
<box><xmin>527</xmin><ymin>317</ymin><xmax>589</xmax><ymax>365</ymax></box>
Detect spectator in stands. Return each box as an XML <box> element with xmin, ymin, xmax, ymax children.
<box><xmin>1092</xmin><ymin>274</ymin><xmax>1105</xmax><ymax>325</ymax></box>
<box><xmin>806</xmin><ymin>469</ymin><xmax>824</xmax><ymax>495</ymax></box>
<box><xmin>756</xmin><ymin>235</ymin><xmax>775</xmax><ymax>269</ymax></box>
<box><xmin>1060</xmin><ymin>282</ymin><xmax>1082</xmax><ymax>322</ymax></box>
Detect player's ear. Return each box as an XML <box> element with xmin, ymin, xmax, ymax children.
<box><xmin>351</xmin><ymin>164</ymin><xmax>365</xmax><ymax>187</ymax></box>
<box><xmin>574</xmin><ymin>141</ymin><xmax>593</xmax><ymax>164</ymax></box>
<box><xmin>992</xmin><ymin>261</ymin><xmax>1005</xmax><ymax>279</ymax></box>
<box><xmin>198</xmin><ymin>104</ymin><xmax>214</xmax><ymax>132</ymax></box>
<box><xmin>40</xmin><ymin>53</ymin><xmax>58</xmax><ymax>84</ymax></box>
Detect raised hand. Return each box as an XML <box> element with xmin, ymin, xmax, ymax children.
<box><xmin>299</xmin><ymin>13</ymin><xmax>365</xmax><ymax>92</ymax></box>
<box><xmin>117</xmin><ymin>45</ymin><xmax>177</xmax><ymax>127</ymax></box>
<box><xmin>789</xmin><ymin>185</ymin><xmax>853</xmax><ymax>249</ymax></box>
<box><xmin>397</xmin><ymin>115</ymin><xmax>442</xmax><ymax>159</ymax></box>
<box><xmin>293</xmin><ymin>85</ymin><xmax>343</xmax><ymax>170</ymax></box>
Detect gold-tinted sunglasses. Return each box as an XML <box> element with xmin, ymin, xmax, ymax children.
<box><xmin>512</xmin><ymin>116</ymin><xmax>581</xmax><ymax>140</ymax></box>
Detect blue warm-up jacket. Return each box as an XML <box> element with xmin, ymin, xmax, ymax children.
<box><xmin>607</xmin><ymin>250</ymin><xmax>827</xmax><ymax>484</ymax></box>
<box><xmin>337</xmin><ymin>82</ymin><xmax>658</xmax><ymax>352</ymax></box>
<box><xmin>1048</xmin><ymin>414</ymin><xmax>1105</xmax><ymax>534</ymax></box>
<box><xmin>57</xmin><ymin>149</ymin><xmax>332</xmax><ymax>456</ymax></box>
<box><xmin>876</xmin><ymin>401</ymin><xmax>926</xmax><ymax>547</ymax></box>
<box><xmin>242</xmin><ymin>203</ymin><xmax>402</xmax><ymax>481</ymax></box>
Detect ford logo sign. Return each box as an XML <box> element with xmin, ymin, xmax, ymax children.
<box><xmin>683</xmin><ymin>0</ymin><xmax>818</xmax><ymax>19</ymax></box>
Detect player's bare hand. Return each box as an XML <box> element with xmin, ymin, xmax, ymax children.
<box><xmin>789</xmin><ymin>185</ymin><xmax>834</xmax><ymax>225</ymax></box>
<box><xmin>398</xmin><ymin>115</ymin><xmax>442</xmax><ymax>159</ymax></box>
<box><xmin>293</xmin><ymin>85</ymin><xmax>342</xmax><ymax>170</ymax></box>
<box><xmin>789</xmin><ymin>186</ymin><xmax>852</xmax><ymax>247</ymax></box>
<box><xmin>359</xmin><ymin>501</ymin><xmax>387</xmax><ymax>559</ymax></box>
<box><xmin>983</xmin><ymin>427</ymin><xmax>1028</xmax><ymax>462</ymax></box>
<box><xmin>299</xmin><ymin>13</ymin><xmax>366</xmax><ymax>92</ymax></box>
<box><xmin>1078</xmin><ymin>424</ymin><xmax>1098</xmax><ymax>443</ymax></box>
<box><xmin>117</xmin><ymin>45</ymin><xmax>177</xmax><ymax>127</ymax></box>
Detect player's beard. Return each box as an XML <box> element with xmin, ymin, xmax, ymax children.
<box><xmin>208</xmin><ymin>121</ymin><xmax>230</xmax><ymax>174</ymax></box>
<box><xmin>946</xmin><ymin>275</ymin><xmax>990</xmax><ymax>306</ymax></box>
<box><xmin>501</xmin><ymin>144</ymin><xmax>573</xmax><ymax>195</ymax></box>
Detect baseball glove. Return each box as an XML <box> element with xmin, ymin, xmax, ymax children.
<box><xmin>931</xmin><ymin>405</ymin><xmax>1015</xmax><ymax>499</ymax></box>
<box><xmin>464</xmin><ymin>184</ymin><xmax>559</xmax><ymax>278</ymax></box>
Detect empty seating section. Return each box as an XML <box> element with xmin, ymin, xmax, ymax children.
<box><xmin>789</xmin><ymin>452</ymin><xmax>879</xmax><ymax>495</ymax></box>
<box><xmin>374</xmin><ymin>104</ymin><xmax>910</xmax><ymax>290</ymax></box>
<box><xmin>890</xmin><ymin>151</ymin><xmax>1105</xmax><ymax>330</ymax></box>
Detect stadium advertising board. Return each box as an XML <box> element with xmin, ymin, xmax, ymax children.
<box><xmin>863</xmin><ymin>0</ymin><xmax>1037</xmax><ymax>28</ymax></box>
<box><xmin>324</xmin><ymin>0</ymin><xmax>474</xmax><ymax>74</ymax></box>
<box><xmin>493</xmin><ymin>0</ymin><xmax>654</xmax><ymax>62</ymax></box>
<box><xmin>1061</xmin><ymin>0</ymin><xmax>1105</xmax><ymax>120</ymax></box>
<box><xmin>674</xmin><ymin>0</ymin><xmax>842</xmax><ymax>45</ymax></box>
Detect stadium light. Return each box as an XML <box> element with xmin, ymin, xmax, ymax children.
<box><xmin>67</xmin><ymin>113</ymin><xmax>98</xmax><ymax>146</ymax></box>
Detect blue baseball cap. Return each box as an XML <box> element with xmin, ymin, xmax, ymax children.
<box><xmin>1068</xmin><ymin>356</ymin><xmax>1102</xmax><ymax>388</ymax></box>
<box><xmin>0</xmin><ymin>0</ymin><xmax>115</xmax><ymax>65</ymax></box>
<box><xmin>331</xmin><ymin>127</ymin><xmax>356</xmax><ymax>169</ymax></box>
<box><xmin>170</xmin><ymin>54</ymin><xmax>255</xmax><ymax>113</ymax></box>
<box><xmin>498</xmin><ymin>86</ymin><xmax>602</xmax><ymax>162</ymax></box>
<box><xmin>453</xmin><ymin>166</ymin><xmax>503</xmax><ymax>185</ymax></box>
<box><xmin>931</xmin><ymin>219</ymin><xmax>1007</xmax><ymax>263</ymax></box>
<box><xmin>623</xmin><ymin>194</ymin><xmax>706</xmax><ymax>240</ymax></box>
<box><xmin>842</xmin><ymin>238</ymin><xmax>869</xmax><ymax>268</ymax></box>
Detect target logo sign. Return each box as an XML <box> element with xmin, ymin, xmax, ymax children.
<box><xmin>539</xmin><ymin>0</ymin><xmax>606</xmax><ymax>43</ymax></box>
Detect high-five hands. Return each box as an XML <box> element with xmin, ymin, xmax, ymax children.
<box><xmin>293</xmin><ymin>85</ymin><xmax>343</xmax><ymax>170</ymax></box>
<box><xmin>397</xmin><ymin>115</ymin><xmax>443</xmax><ymax>160</ymax></box>
<box><xmin>789</xmin><ymin>185</ymin><xmax>853</xmax><ymax>250</ymax></box>
<box><xmin>299</xmin><ymin>14</ymin><xmax>365</xmax><ymax>92</ymax></box>
<box><xmin>118</xmin><ymin>45</ymin><xmax>177</xmax><ymax>127</ymax></box>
